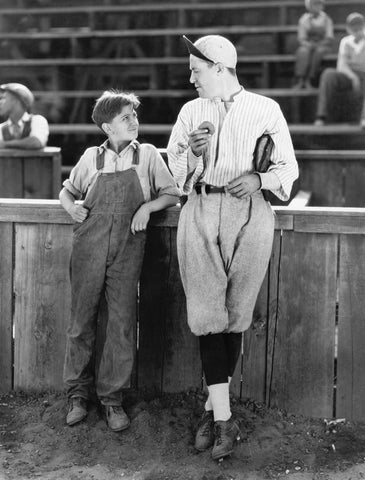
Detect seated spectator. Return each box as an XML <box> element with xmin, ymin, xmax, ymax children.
<box><xmin>0</xmin><ymin>83</ymin><xmax>49</xmax><ymax>149</ymax></box>
<box><xmin>314</xmin><ymin>13</ymin><xmax>365</xmax><ymax>127</ymax></box>
<box><xmin>293</xmin><ymin>0</ymin><xmax>334</xmax><ymax>89</ymax></box>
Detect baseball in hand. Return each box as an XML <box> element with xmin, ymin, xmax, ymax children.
<box><xmin>198</xmin><ymin>121</ymin><xmax>215</xmax><ymax>135</ymax></box>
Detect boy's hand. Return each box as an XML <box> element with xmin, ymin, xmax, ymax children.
<box><xmin>69</xmin><ymin>204</ymin><xmax>89</xmax><ymax>223</ymax></box>
<box><xmin>131</xmin><ymin>203</ymin><xmax>151</xmax><ymax>235</ymax></box>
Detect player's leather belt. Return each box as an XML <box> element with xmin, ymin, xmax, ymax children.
<box><xmin>195</xmin><ymin>184</ymin><xmax>226</xmax><ymax>195</ymax></box>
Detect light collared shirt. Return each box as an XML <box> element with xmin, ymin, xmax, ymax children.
<box><xmin>0</xmin><ymin>112</ymin><xmax>49</xmax><ymax>146</ymax></box>
<box><xmin>167</xmin><ymin>88</ymin><xmax>299</xmax><ymax>201</ymax></box>
<box><xmin>298</xmin><ymin>11</ymin><xmax>334</xmax><ymax>43</ymax></box>
<box><xmin>338</xmin><ymin>34</ymin><xmax>365</xmax><ymax>75</ymax></box>
<box><xmin>63</xmin><ymin>140</ymin><xmax>180</xmax><ymax>202</ymax></box>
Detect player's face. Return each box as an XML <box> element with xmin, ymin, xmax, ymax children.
<box><xmin>189</xmin><ymin>56</ymin><xmax>221</xmax><ymax>99</ymax></box>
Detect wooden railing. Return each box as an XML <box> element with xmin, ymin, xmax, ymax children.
<box><xmin>1</xmin><ymin>200</ymin><xmax>365</xmax><ymax>420</ymax></box>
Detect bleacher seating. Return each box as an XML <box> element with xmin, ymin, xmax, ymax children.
<box><xmin>0</xmin><ymin>0</ymin><xmax>364</xmax><ymax>170</ymax></box>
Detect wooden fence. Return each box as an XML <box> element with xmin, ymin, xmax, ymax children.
<box><xmin>0</xmin><ymin>147</ymin><xmax>61</xmax><ymax>199</ymax></box>
<box><xmin>1</xmin><ymin>200</ymin><xmax>365</xmax><ymax>421</ymax></box>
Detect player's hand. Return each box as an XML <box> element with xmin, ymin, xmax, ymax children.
<box><xmin>188</xmin><ymin>121</ymin><xmax>215</xmax><ymax>157</ymax></box>
<box><xmin>131</xmin><ymin>203</ymin><xmax>151</xmax><ymax>235</ymax></box>
<box><xmin>70</xmin><ymin>204</ymin><xmax>89</xmax><ymax>223</ymax></box>
<box><xmin>226</xmin><ymin>173</ymin><xmax>261</xmax><ymax>199</ymax></box>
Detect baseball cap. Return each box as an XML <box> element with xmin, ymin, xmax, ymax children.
<box><xmin>182</xmin><ymin>35</ymin><xmax>237</xmax><ymax>69</ymax></box>
<box><xmin>0</xmin><ymin>83</ymin><xmax>34</xmax><ymax>111</ymax></box>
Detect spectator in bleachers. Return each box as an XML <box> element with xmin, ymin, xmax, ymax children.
<box><xmin>0</xmin><ymin>83</ymin><xmax>49</xmax><ymax>149</ymax></box>
<box><xmin>293</xmin><ymin>0</ymin><xmax>334</xmax><ymax>89</ymax></box>
<box><xmin>314</xmin><ymin>12</ymin><xmax>365</xmax><ymax>127</ymax></box>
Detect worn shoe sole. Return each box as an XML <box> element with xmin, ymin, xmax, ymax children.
<box><xmin>108</xmin><ymin>418</ymin><xmax>131</xmax><ymax>432</ymax></box>
<box><xmin>66</xmin><ymin>411</ymin><xmax>88</xmax><ymax>426</ymax></box>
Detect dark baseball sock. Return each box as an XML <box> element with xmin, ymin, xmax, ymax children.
<box><xmin>199</xmin><ymin>332</ymin><xmax>243</xmax><ymax>386</ymax></box>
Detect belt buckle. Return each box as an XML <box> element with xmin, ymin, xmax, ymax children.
<box><xmin>205</xmin><ymin>185</ymin><xmax>211</xmax><ymax>195</ymax></box>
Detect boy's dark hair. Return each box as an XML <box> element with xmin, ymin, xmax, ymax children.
<box><xmin>91</xmin><ymin>90</ymin><xmax>140</xmax><ymax>132</ymax></box>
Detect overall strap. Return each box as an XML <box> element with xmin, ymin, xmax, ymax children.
<box><xmin>21</xmin><ymin>115</ymin><xmax>32</xmax><ymax>138</ymax></box>
<box><xmin>1</xmin><ymin>124</ymin><xmax>11</xmax><ymax>141</ymax></box>
<box><xmin>132</xmin><ymin>143</ymin><xmax>140</xmax><ymax>166</ymax></box>
<box><xmin>96</xmin><ymin>148</ymin><xmax>105</xmax><ymax>170</ymax></box>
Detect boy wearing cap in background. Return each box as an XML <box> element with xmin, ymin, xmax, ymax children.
<box><xmin>293</xmin><ymin>0</ymin><xmax>334</xmax><ymax>89</ymax></box>
<box><xmin>314</xmin><ymin>12</ymin><xmax>365</xmax><ymax>127</ymax></box>
<box><xmin>0</xmin><ymin>83</ymin><xmax>49</xmax><ymax>149</ymax></box>
<box><xmin>61</xmin><ymin>90</ymin><xmax>179</xmax><ymax>432</ymax></box>
<box><xmin>167</xmin><ymin>35</ymin><xmax>298</xmax><ymax>461</ymax></box>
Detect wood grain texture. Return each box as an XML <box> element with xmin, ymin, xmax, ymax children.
<box><xmin>13</xmin><ymin>223</ymin><xmax>72</xmax><ymax>391</ymax></box>
<box><xmin>0</xmin><ymin>223</ymin><xmax>13</xmax><ymax>392</ymax></box>
<box><xmin>138</xmin><ymin>227</ymin><xmax>201</xmax><ymax>393</ymax></box>
<box><xmin>267</xmin><ymin>231</ymin><xmax>337</xmax><ymax>417</ymax></box>
<box><xmin>337</xmin><ymin>234</ymin><xmax>365</xmax><ymax>420</ymax></box>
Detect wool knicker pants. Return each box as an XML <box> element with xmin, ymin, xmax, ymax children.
<box><xmin>177</xmin><ymin>189</ymin><xmax>275</xmax><ymax>337</ymax></box>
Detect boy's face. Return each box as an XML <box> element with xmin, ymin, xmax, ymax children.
<box><xmin>107</xmin><ymin>104</ymin><xmax>139</xmax><ymax>142</ymax></box>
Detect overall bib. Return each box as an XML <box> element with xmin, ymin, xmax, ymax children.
<box><xmin>64</xmin><ymin>146</ymin><xmax>146</xmax><ymax>405</ymax></box>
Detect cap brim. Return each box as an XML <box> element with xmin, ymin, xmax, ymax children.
<box><xmin>182</xmin><ymin>35</ymin><xmax>214</xmax><ymax>64</ymax></box>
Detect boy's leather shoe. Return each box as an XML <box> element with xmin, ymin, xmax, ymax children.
<box><xmin>194</xmin><ymin>410</ymin><xmax>214</xmax><ymax>451</ymax></box>
<box><xmin>66</xmin><ymin>396</ymin><xmax>88</xmax><ymax>426</ymax></box>
<box><xmin>212</xmin><ymin>417</ymin><xmax>241</xmax><ymax>460</ymax></box>
<box><xmin>104</xmin><ymin>405</ymin><xmax>130</xmax><ymax>432</ymax></box>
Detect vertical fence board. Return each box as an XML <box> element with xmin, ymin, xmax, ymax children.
<box><xmin>337</xmin><ymin>234</ymin><xmax>365</xmax><ymax>420</ymax></box>
<box><xmin>0</xmin><ymin>223</ymin><xmax>13</xmax><ymax>392</ymax></box>
<box><xmin>23</xmin><ymin>157</ymin><xmax>53</xmax><ymax>199</ymax></box>
<box><xmin>298</xmin><ymin>160</ymin><xmax>343</xmax><ymax>206</ymax></box>
<box><xmin>265</xmin><ymin>230</ymin><xmax>282</xmax><ymax>405</ymax></box>
<box><xmin>13</xmin><ymin>223</ymin><xmax>72</xmax><ymax>391</ymax></box>
<box><xmin>239</xmin><ymin>231</ymin><xmax>279</xmax><ymax>401</ymax></box>
<box><xmin>0</xmin><ymin>158</ymin><xmax>23</xmax><ymax>197</ymax></box>
<box><xmin>138</xmin><ymin>227</ymin><xmax>201</xmax><ymax>392</ymax></box>
<box><xmin>268</xmin><ymin>231</ymin><xmax>337</xmax><ymax>417</ymax></box>
<box><xmin>161</xmin><ymin>228</ymin><xmax>201</xmax><ymax>392</ymax></box>
<box><xmin>343</xmin><ymin>162</ymin><xmax>365</xmax><ymax>207</ymax></box>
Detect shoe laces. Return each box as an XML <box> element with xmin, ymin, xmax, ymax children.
<box><xmin>214</xmin><ymin>423</ymin><xmax>223</xmax><ymax>445</ymax></box>
<box><xmin>199</xmin><ymin>412</ymin><xmax>213</xmax><ymax>436</ymax></box>
<box><xmin>108</xmin><ymin>405</ymin><xmax>124</xmax><ymax>414</ymax></box>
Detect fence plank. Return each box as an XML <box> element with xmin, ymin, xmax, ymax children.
<box><xmin>239</xmin><ymin>232</ymin><xmax>280</xmax><ymax>402</ymax></box>
<box><xmin>23</xmin><ymin>157</ymin><xmax>53</xmax><ymax>199</ymax></box>
<box><xmin>343</xmin><ymin>162</ymin><xmax>365</xmax><ymax>208</ymax></box>
<box><xmin>298</xmin><ymin>160</ymin><xmax>343</xmax><ymax>206</ymax></box>
<box><xmin>13</xmin><ymin>223</ymin><xmax>72</xmax><ymax>391</ymax></box>
<box><xmin>0</xmin><ymin>158</ymin><xmax>23</xmax><ymax>197</ymax></box>
<box><xmin>0</xmin><ymin>223</ymin><xmax>13</xmax><ymax>393</ymax></box>
<box><xmin>337</xmin><ymin>234</ymin><xmax>365</xmax><ymax>420</ymax></box>
<box><xmin>268</xmin><ymin>231</ymin><xmax>337</xmax><ymax>417</ymax></box>
<box><xmin>138</xmin><ymin>226</ymin><xmax>201</xmax><ymax>392</ymax></box>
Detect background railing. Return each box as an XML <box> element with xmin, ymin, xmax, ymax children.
<box><xmin>1</xmin><ymin>200</ymin><xmax>365</xmax><ymax>421</ymax></box>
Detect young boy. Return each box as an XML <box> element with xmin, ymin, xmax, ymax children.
<box><xmin>60</xmin><ymin>90</ymin><xmax>180</xmax><ymax>431</ymax></box>
<box><xmin>293</xmin><ymin>0</ymin><xmax>333</xmax><ymax>89</ymax></box>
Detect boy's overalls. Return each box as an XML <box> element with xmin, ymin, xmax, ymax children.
<box><xmin>64</xmin><ymin>145</ymin><xmax>146</xmax><ymax>406</ymax></box>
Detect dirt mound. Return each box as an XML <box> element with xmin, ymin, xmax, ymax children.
<box><xmin>1</xmin><ymin>390</ymin><xmax>365</xmax><ymax>479</ymax></box>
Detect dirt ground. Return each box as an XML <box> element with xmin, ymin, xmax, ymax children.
<box><xmin>1</xmin><ymin>390</ymin><xmax>365</xmax><ymax>480</ymax></box>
